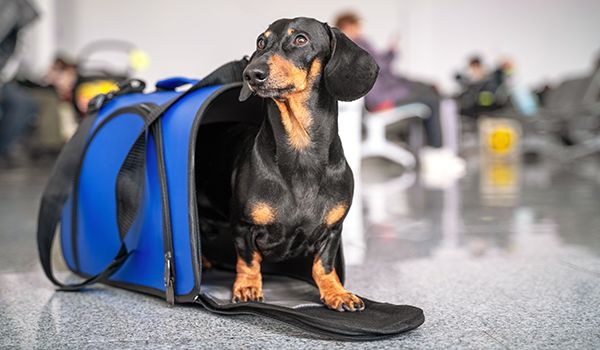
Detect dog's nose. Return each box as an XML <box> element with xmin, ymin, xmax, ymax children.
<box><xmin>244</xmin><ymin>67</ymin><xmax>268</xmax><ymax>85</ymax></box>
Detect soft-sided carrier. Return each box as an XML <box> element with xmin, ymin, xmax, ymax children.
<box><xmin>37</xmin><ymin>60</ymin><xmax>424</xmax><ymax>341</ymax></box>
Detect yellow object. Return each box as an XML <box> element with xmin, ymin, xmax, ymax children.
<box><xmin>480</xmin><ymin>160</ymin><xmax>520</xmax><ymax>207</ymax></box>
<box><xmin>479</xmin><ymin>118</ymin><xmax>521</xmax><ymax>159</ymax></box>
<box><xmin>478</xmin><ymin>118</ymin><xmax>521</xmax><ymax>206</ymax></box>
<box><xmin>488</xmin><ymin>162</ymin><xmax>515</xmax><ymax>187</ymax></box>
<box><xmin>479</xmin><ymin>91</ymin><xmax>495</xmax><ymax>106</ymax></box>
<box><xmin>75</xmin><ymin>80</ymin><xmax>119</xmax><ymax>113</ymax></box>
<box><xmin>129</xmin><ymin>49</ymin><xmax>151</xmax><ymax>72</ymax></box>
<box><xmin>488</xmin><ymin>126</ymin><xmax>515</xmax><ymax>155</ymax></box>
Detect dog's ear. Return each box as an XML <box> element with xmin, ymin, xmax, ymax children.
<box><xmin>323</xmin><ymin>27</ymin><xmax>379</xmax><ymax>102</ymax></box>
<box><xmin>239</xmin><ymin>54</ymin><xmax>254</xmax><ymax>101</ymax></box>
<box><xmin>239</xmin><ymin>81</ymin><xmax>253</xmax><ymax>102</ymax></box>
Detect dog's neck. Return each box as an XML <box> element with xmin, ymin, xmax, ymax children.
<box><xmin>255</xmin><ymin>80</ymin><xmax>344</xmax><ymax>175</ymax></box>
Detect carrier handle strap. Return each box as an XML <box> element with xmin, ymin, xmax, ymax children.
<box><xmin>36</xmin><ymin>105</ymin><xmax>162</xmax><ymax>292</ymax></box>
<box><xmin>36</xmin><ymin>115</ymin><xmax>135</xmax><ymax>291</ymax></box>
<box><xmin>36</xmin><ymin>104</ymin><xmax>166</xmax><ymax>292</ymax></box>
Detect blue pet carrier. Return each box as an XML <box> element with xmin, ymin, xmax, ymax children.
<box><xmin>37</xmin><ymin>59</ymin><xmax>424</xmax><ymax>340</ymax></box>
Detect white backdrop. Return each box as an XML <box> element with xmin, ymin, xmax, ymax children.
<box><xmin>400</xmin><ymin>0</ymin><xmax>600</xmax><ymax>92</ymax></box>
<box><xmin>22</xmin><ymin>0</ymin><xmax>600</xmax><ymax>94</ymax></box>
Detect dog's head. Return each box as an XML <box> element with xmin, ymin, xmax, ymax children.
<box><xmin>239</xmin><ymin>17</ymin><xmax>379</xmax><ymax>102</ymax></box>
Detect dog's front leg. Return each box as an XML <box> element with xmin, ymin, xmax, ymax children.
<box><xmin>312</xmin><ymin>225</ymin><xmax>365</xmax><ymax>312</ymax></box>
<box><xmin>231</xmin><ymin>223</ymin><xmax>264</xmax><ymax>302</ymax></box>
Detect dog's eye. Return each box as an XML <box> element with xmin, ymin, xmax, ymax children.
<box><xmin>257</xmin><ymin>38</ymin><xmax>266</xmax><ymax>50</ymax></box>
<box><xmin>293</xmin><ymin>35</ymin><xmax>308</xmax><ymax>47</ymax></box>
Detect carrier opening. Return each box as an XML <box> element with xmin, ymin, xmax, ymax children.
<box><xmin>192</xmin><ymin>85</ymin><xmax>324</xmax><ymax>304</ymax></box>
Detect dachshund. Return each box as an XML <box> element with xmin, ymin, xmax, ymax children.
<box><xmin>197</xmin><ymin>17</ymin><xmax>378</xmax><ymax>312</ymax></box>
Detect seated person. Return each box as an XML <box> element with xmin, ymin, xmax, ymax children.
<box><xmin>334</xmin><ymin>12</ymin><xmax>443</xmax><ymax>149</ymax></box>
<box><xmin>465</xmin><ymin>56</ymin><xmax>488</xmax><ymax>84</ymax></box>
<box><xmin>454</xmin><ymin>56</ymin><xmax>513</xmax><ymax>118</ymax></box>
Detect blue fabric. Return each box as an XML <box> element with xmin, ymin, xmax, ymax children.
<box><xmin>155</xmin><ymin>77</ymin><xmax>200</xmax><ymax>91</ymax></box>
<box><xmin>78</xmin><ymin>114</ymin><xmax>145</xmax><ymax>275</ymax></box>
<box><xmin>161</xmin><ymin>85</ymin><xmax>221</xmax><ymax>295</ymax></box>
<box><xmin>60</xmin><ymin>83</ymin><xmax>221</xmax><ymax>297</ymax></box>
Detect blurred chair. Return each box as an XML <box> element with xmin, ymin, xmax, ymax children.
<box><xmin>521</xmin><ymin>71</ymin><xmax>600</xmax><ymax>160</ymax></box>
<box><xmin>26</xmin><ymin>87</ymin><xmax>66</xmax><ymax>156</ymax></box>
<box><xmin>361</xmin><ymin>103</ymin><xmax>431</xmax><ymax>170</ymax></box>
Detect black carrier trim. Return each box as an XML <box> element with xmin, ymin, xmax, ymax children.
<box><xmin>150</xmin><ymin>121</ymin><xmax>176</xmax><ymax>305</ymax></box>
<box><xmin>182</xmin><ymin>84</ymin><xmax>243</xmax><ymax>303</ymax></box>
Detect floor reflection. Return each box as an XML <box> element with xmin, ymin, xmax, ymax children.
<box><xmin>357</xmin><ymin>156</ymin><xmax>600</xmax><ymax>266</ymax></box>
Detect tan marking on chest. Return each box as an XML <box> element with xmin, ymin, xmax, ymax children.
<box><xmin>250</xmin><ymin>202</ymin><xmax>276</xmax><ymax>225</ymax></box>
<box><xmin>273</xmin><ymin>98</ymin><xmax>312</xmax><ymax>150</ymax></box>
<box><xmin>325</xmin><ymin>203</ymin><xmax>348</xmax><ymax>226</ymax></box>
<box><xmin>269</xmin><ymin>57</ymin><xmax>322</xmax><ymax>151</ymax></box>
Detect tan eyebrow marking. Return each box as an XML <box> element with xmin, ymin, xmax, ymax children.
<box><xmin>264</xmin><ymin>31</ymin><xmax>271</xmax><ymax>38</ymax></box>
<box><xmin>287</xmin><ymin>28</ymin><xmax>295</xmax><ymax>35</ymax></box>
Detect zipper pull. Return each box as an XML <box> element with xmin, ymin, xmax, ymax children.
<box><xmin>164</xmin><ymin>252</ymin><xmax>175</xmax><ymax>306</ymax></box>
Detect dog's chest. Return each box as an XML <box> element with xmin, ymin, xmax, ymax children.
<box><xmin>254</xmin><ymin>216</ymin><xmax>320</xmax><ymax>260</ymax></box>
<box><xmin>252</xmin><ymin>203</ymin><xmax>336</xmax><ymax>260</ymax></box>
<box><xmin>247</xmin><ymin>178</ymin><xmax>351</xmax><ymax>260</ymax></box>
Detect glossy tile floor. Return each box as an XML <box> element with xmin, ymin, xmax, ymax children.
<box><xmin>1</xmin><ymin>157</ymin><xmax>600</xmax><ymax>349</ymax></box>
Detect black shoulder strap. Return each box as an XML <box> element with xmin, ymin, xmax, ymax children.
<box><xmin>37</xmin><ymin>58</ymin><xmax>249</xmax><ymax>292</ymax></box>
<box><xmin>37</xmin><ymin>115</ymin><xmax>103</xmax><ymax>290</ymax></box>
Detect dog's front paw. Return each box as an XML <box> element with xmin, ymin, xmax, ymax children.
<box><xmin>232</xmin><ymin>280</ymin><xmax>264</xmax><ymax>303</ymax></box>
<box><xmin>321</xmin><ymin>291</ymin><xmax>365</xmax><ymax>312</ymax></box>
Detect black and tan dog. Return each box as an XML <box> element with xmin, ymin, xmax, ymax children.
<box><xmin>198</xmin><ymin>17</ymin><xmax>378</xmax><ymax>312</ymax></box>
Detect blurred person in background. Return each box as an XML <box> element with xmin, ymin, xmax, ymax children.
<box><xmin>454</xmin><ymin>55</ymin><xmax>517</xmax><ymax>119</ymax></box>
<box><xmin>334</xmin><ymin>12</ymin><xmax>464</xmax><ymax>167</ymax></box>
<box><xmin>466</xmin><ymin>56</ymin><xmax>487</xmax><ymax>82</ymax></box>
<box><xmin>17</xmin><ymin>56</ymin><xmax>79</xmax><ymax>160</ymax></box>
<box><xmin>0</xmin><ymin>0</ymin><xmax>39</xmax><ymax>166</ymax></box>
<box><xmin>44</xmin><ymin>57</ymin><xmax>78</xmax><ymax>103</ymax></box>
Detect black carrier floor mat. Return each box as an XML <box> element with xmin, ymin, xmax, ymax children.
<box><xmin>198</xmin><ymin>269</ymin><xmax>424</xmax><ymax>341</ymax></box>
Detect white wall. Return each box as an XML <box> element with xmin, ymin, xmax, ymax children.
<box><xmin>54</xmin><ymin>0</ymin><xmax>401</xmax><ymax>86</ymax></box>
<box><xmin>53</xmin><ymin>0</ymin><xmax>600</xmax><ymax>93</ymax></box>
<box><xmin>399</xmin><ymin>0</ymin><xmax>600</xmax><ymax>92</ymax></box>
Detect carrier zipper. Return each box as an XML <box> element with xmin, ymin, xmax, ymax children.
<box><xmin>151</xmin><ymin>119</ymin><xmax>177</xmax><ymax>306</ymax></box>
<box><xmin>164</xmin><ymin>251</ymin><xmax>175</xmax><ymax>305</ymax></box>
